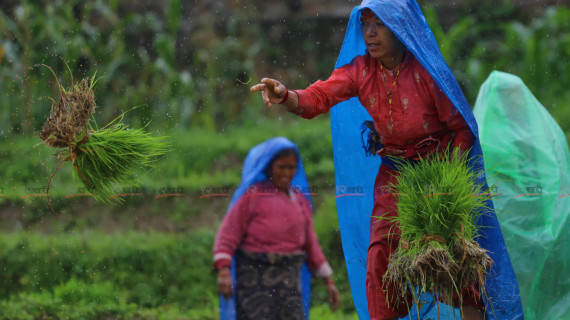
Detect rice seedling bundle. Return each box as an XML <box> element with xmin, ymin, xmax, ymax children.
<box><xmin>39</xmin><ymin>69</ymin><xmax>169</xmax><ymax>206</ymax></box>
<box><xmin>381</xmin><ymin>149</ymin><xmax>493</xmax><ymax>312</ymax></box>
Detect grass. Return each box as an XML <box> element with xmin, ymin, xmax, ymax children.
<box><xmin>0</xmin><ymin>189</ymin><xmax>358</xmax><ymax>320</ymax></box>
<box><xmin>74</xmin><ymin>113</ymin><xmax>170</xmax><ymax>203</ymax></box>
<box><xmin>378</xmin><ymin>149</ymin><xmax>493</xmax><ymax>314</ymax></box>
<box><xmin>36</xmin><ymin>70</ymin><xmax>171</xmax><ymax>206</ymax></box>
<box><xmin>0</xmin><ymin>117</ymin><xmax>334</xmax><ymax>206</ymax></box>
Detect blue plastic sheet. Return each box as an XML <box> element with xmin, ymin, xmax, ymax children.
<box><xmin>219</xmin><ymin>137</ymin><xmax>313</xmax><ymax>320</ymax></box>
<box><xmin>329</xmin><ymin>1</ymin><xmax>524</xmax><ymax>319</ymax></box>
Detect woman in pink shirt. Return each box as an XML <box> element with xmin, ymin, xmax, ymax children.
<box><xmin>213</xmin><ymin>137</ymin><xmax>340</xmax><ymax>320</ymax></box>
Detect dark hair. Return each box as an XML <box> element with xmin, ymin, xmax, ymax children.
<box><xmin>264</xmin><ymin>148</ymin><xmax>298</xmax><ymax>178</ymax></box>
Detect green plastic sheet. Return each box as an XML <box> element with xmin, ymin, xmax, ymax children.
<box><xmin>473</xmin><ymin>70</ymin><xmax>570</xmax><ymax>319</ymax></box>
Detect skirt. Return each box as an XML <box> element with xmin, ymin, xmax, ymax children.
<box><xmin>235</xmin><ymin>248</ymin><xmax>306</xmax><ymax>320</ymax></box>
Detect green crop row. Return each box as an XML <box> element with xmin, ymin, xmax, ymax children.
<box><xmin>0</xmin><ymin>118</ymin><xmax>334</xmax><ymax>202</ymax></box>
<box><xmin>0</xmin><ymin>230</ymin><xmax>217</xmax><ymax>306</ymax></box>
<box><xmin>0</xmin><ymin>193</ymin><xmax>357</xmax><ymax>319</ymax></box>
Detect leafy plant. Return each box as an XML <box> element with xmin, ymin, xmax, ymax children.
<box><xmin>379</xmin><ymin>149</ymin><xmax>493</xmax><ymax>316</ymax></box>
<box><xmin>38</xmin><ymin>69</ymin><xmax>169</xmax><ymax>207</ymax></box>
<box><xmin>74</xmin><ymin>114</ymin><xmax>170</xmax><ymax>202</ymax></box>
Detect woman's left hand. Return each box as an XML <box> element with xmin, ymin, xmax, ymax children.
<box><xmin>217</xmin><ymin>267</ymin><xmax>233</xmax><ymax>299</ymax></box>
<box><xmin>324</xmin><ymin>277</ymin><xmax>340</xmax><ymax>311</ymax></box>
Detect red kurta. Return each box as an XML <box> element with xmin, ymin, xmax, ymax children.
<box><xmin>213</xmin><ymin>181</ymin><xmax>332</xmax><ymax>277</ymax></box>
<box><xmin>293</xmin><ymin>51</ymin><xmax>473</xmax><ymax>153</ymax></box>
<box><xmin>292</xmin><ymin>51</ymin><xmax>480</xmax><ymax>318</ymax></box>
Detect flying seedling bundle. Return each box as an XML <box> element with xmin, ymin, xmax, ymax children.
<box><xmin>39</xmin><ymin>69</ymin><xmax>169</xmax><ymax>205</ymax></box>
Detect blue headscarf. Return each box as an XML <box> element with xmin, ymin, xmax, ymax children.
<box><xmin>219</xmin><ymin>137</ymin><xmax>314</xmax><ymax>320</ymax></box>
<box><xmin>330</xmin><ymin>0</ymin><xmax>524</xmax><ymax>319</ymax></box>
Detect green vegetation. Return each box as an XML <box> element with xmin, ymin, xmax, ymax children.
<box><xmin>1</xmin><ymin>118</ymin><xmax>333</xmax><ymax>202</ymax></box>
<box><xmin>424</xmin><ymin>4</ymin><xmax>570</xmax><ymax>142</ymax></box>
<box><xmin>0</xmin><ymin>118</ymin><xmax>344</xmax><ymax>319</ymax></box>
<box><xmin>74</xmin><ymin>113</ymin><xmax>170</xmax><ymax>203</ymax></box>
<box><xmin>381</xmin><ymin>150</ymin><xmax>492</xmax><ymax>313</ymax></box>
<box><xmin>1</xmin><ymin>1</ymin><xmax>569</xmax><ymax>135</ymax></box>
<box><xmin>0</xmin><ymin>231</ymin><xmax>219</xmax><ymax>319</ymax></box>
<box><xmin>0</xmin><ymin>0</ymin><xmax>569</xmax><ymax>319</ymax></box>
<box><xmin>0</xmin><ymin>190</ymin><xmax>353</xmax><ymax>320</ymax></box>
<box><xmin>36</xmin><ymin>69</ymin><xmax>170</xmax><ymax>205</ymax></box>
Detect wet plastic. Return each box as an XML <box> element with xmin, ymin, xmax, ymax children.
<box><xmin>473</xmin><ymin>71</ymin><xmax>570</xmax><ymax>320</ymax></box>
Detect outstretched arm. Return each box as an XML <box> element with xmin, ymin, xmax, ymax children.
<box><xmin>249</xmin><ymin>58</ymin><xmax>360</xmax><ymax>119</ymax></box>
<box><xmin>249</xmin><ymin>78</ymin><xmax>299</xmax><ymax>111</ymax></box>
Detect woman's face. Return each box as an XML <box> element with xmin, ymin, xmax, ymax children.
<box><xmin>270</xmin><ymin>154</ymin><xmax>297</xmax><ymax>193</ymax></box>
<box><xmin>360</xmin><ymin>9</ymin><xmax>405</xmax><ymax>67</ymax></box>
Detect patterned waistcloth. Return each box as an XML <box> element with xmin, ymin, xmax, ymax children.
<box><xmin>235</xmin><ymin>248</ymin><xmax>306</xmax><ymax>320</ymax></box>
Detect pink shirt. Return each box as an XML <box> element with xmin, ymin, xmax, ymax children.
<box><xmin>213</xmin><ymin>181</ymin><xmax>332</xmax><ymax>277</ymax></box>
<box><xmin>293</xmin><ymin>51</ymin><xmax>473</xmax><ymax>151</ymax></box>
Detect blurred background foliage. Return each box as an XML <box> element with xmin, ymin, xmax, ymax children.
<box><xmin>0</xmin><ymin>0</ymin><xmax>569</xmax><ymax>318</ymax></box>
<box><xmin>1</xmin><ymin>0</ymin><xmax>567</xmax><ymax>135</ymax></box>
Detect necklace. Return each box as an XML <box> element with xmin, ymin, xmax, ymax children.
<box><xmin>381</xmin><ymin>63</ymin><xmax>401</xmax><ymax>134</ymax></box>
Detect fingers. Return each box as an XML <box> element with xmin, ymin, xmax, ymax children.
<box><xmin>260</xmin><ymin>77</ymin><xmax>278</xmax><ymax>87</ymax></box>
<box><xmin>327</xmin><ymin>285</ymin><xmax>340</xmax><ymax>311</ymax></box>
<box><xmin>249</xmin><ymin>78</ymin><xmax>276</xmax><ymax>93</ymax></box>
<box><xmin>223</xmin><ymin>286</ymin><xmax>233</xmax><ymax>299</ymax></box>
<box><xmin>217</xmin><ymin>272</ymin><xmax>233</xmax><ymax>300</ymax></box>
<box><xmin>250</xmin><ymin>82</ymin><xmax>272</xmax><ymax>107</ymax></box>
<box><xmin>219</xmin><ymin>281</ymin><xmax>233</xmax><ymax>299</ymax></box>
<box><xmin>272</xmin><ymin>82</ymin><xmax>286</xmax><ymax>97</ymax></box>
<box><xmin>263</xmin><ymin>78</ymin><xmax>286</xmax><ymax>97</ymax></box>
<box><xmin>250</xmin><ymin>84</ymin><xmax>272</xmax><ymax>106</ymax></box>
<box><xmin>258</xmin><ymin>91</ymin><xmax>269</xmax><ymax>107</ymax></box>
<box><xmin>250</xmin><ymin>78</ymin><xmax>287</xmax><ymax>107</ymax></box>
<box><xmin>249</xmin><ymin>83</ymin><xmax>265</xmax><ymax>93</ymax></box>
